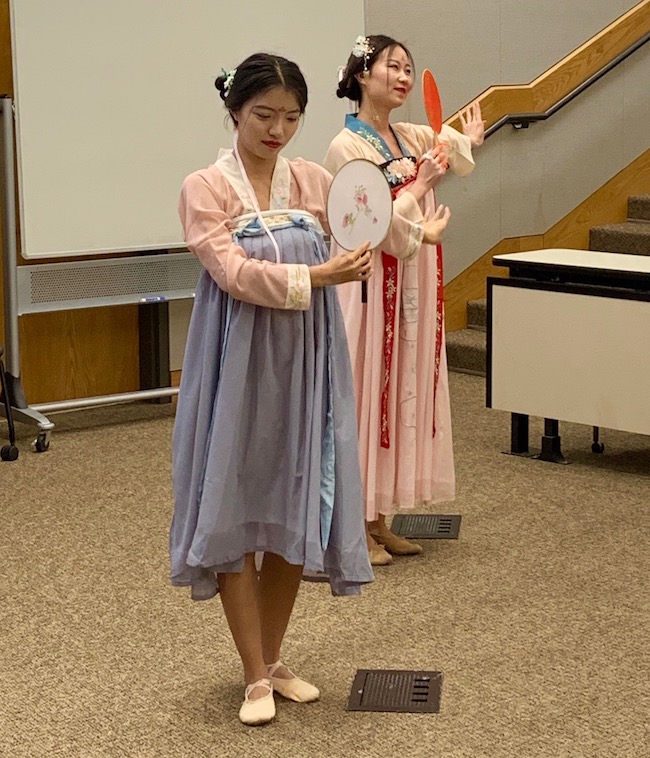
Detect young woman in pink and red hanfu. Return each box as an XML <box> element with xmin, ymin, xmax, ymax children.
<box><xmin>324</xmin><ymin>35</ymin><xmax>485</xmax><ymax>566</ymax></box>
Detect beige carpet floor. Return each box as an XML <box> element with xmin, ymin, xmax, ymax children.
<box><xmin>1</xmin><ymin>373</ymin><xmax>648</xmax><ymax>758</ymax></box>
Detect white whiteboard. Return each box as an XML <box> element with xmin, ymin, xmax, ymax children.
<box><xmin>490</xmin><ymin>283</ymin><xmax>650</xmax><ymax>436</ymax></box>
<box><xmin>10</xmin><ymin>0</ymin><xmax>363</xmax><ymax>259</ymax></box>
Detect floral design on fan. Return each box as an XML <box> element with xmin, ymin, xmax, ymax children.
<box><xmin>341</xmin><ymin>185</ymin><xmax>378</xmax><ymax>230</ymax></box>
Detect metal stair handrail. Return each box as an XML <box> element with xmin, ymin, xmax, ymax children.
<box><xmin>484</xmin><ymin>31</ymin><xmax>650</xmax><ymax>139</ymax></box>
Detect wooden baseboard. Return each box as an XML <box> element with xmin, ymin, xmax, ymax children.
<box><xmin>444</xmin><ymin>147</ymin><xmax>650</xmax><ymax>331</ymax></box>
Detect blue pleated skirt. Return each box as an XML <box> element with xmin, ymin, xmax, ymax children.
<box><xmin>170</xmin><ymin>214</ymin><xmax>373</xmax><ymax>599</ymax></box>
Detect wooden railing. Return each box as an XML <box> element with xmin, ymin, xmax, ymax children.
<box><xmin>445</xmin><ymin>1</ymin><xmax>650</xmax><ymax>135</ymax></box>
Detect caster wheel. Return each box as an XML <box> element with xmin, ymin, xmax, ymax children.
<box><xmin>1</xmin><ymin>444</ymin><xmax>19</xmax><ymax>461</ymax></box>
<box><xmin>31</xmin><ymin>431</ymin><xmax>50</xmax><ymax>453</ymax></box>
<box><xmin>591</xmin><ymin>442</ymin><xmax>605</xmax><ymax>454</ymax></box>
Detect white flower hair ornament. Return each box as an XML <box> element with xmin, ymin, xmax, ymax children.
<box><xmin>385</xmin><ymin>157</ymin><xmax>417</xmax><ymax>181</ymax></box>
<box><xmin>221</xmin><ymin>68</ymin><xmax>237</xmax><ymax>98</ymax></box>
<box><xmin>351</xmin><ymin>35</ymin><xmax>374</xmax><ymax>71</ymax></box>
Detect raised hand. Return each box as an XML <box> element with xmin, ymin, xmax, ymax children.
<box><xmin>459</xmin><ymin>101</ymin><xmax>485</xmax><ymax>148</ymax></box>
<box><xmin>422</xmin><ymin>204</ymin><xmax>451</xmax><ymax>245</ymax></box>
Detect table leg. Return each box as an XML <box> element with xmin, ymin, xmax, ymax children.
<box><xmin>510</xmin><ymin>412</ymin><xmax>530</xmax><ymax>454</ymax></box>
<box><xmin>536</xmin><ymin>418</ymin><xmax>569</xmax><ymax>464</ymax></box>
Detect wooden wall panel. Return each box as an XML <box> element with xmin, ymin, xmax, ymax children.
<box><xmin>18</xmin><ymin>308</ymin><xmax>140</xmax><ymax>402</ymax></box>
<box><xmin>18</xmin><ymin>304</ymin><xmax>141</xmax><ymax>404</ymax></box>
<box><xmin>0</xmin><ymin>0</ymin><xmax>11</xmax><ymax>97</ymax></box>
<box><xmin>0</xmin><ymin>0</ymin><xmax>11</xmax><ymax>353</ymax></box>
<box><xmin>444</xmin><ymin>147</ymin><xmax>650</xmax><ymax>331</ymax></box>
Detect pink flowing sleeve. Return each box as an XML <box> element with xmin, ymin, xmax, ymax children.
<box><xmin>179</xmin><ymin>172</ymin><xmax>311</xmax><ymax>310</ymax></box>
<box><xmin>288</xmin><ymin>159</ymin><xmax>333</xmax><ymax>236</ymax></box>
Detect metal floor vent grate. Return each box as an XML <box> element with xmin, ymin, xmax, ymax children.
<box><xmin>390</xmin><ymin>514</ymin><xmax>461</xmax><ymax>539</ymax></box>
<box><xmin>347</xmin><ymin>669</ymin><xmax>442</xmax><ymax>713</ymax></box>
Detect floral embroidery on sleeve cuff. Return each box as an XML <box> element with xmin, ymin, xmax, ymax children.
<box><xmin>440</xmin><ymin>126</ymin><xmax>475</xmax><ymax>177</ymax></box>
<box><xmin>404</xmin><ymin>223</ymin><xmax>425</xmax><ymax>260</ymax></box>
<box><xmin>285</xmin><ymin>264</ymin><xmax>312</xmax><ymax>310</ymax></box>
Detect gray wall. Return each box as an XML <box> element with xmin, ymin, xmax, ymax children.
<box><xmin>364</xmin><ymin>0</ymin><xmax>648</xmax><ymax>282</ymax></box>
<box><xmin>367</xmin><ymin>0</ymin><xmax>638</xmax><ymax>116</ymax></box>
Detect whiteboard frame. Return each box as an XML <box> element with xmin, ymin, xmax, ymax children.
<box><xmin>9</xmin><ymin>0</ymin><xmax>363</xmax><ymax>260</ymax></box>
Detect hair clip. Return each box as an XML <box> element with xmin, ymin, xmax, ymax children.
<box><xmin>221</xmin><ymin>68</ymin><xmax>237</xmax><ymax>98</ymax></box>
<box><xmin>351</xmin><ymin>35</ymin><xmax>374</xmax><ymax>70</ymax></box>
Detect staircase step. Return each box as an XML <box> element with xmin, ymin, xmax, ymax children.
<box><xmin>467</xmin><ymin>298</ymin><xmax>487</xmax><ymax>330</ymax></box>
<box><xmin>628</xmin><ymin>195</ymin><xmax>650</xmax><ymax>221</ymax></box>
<box><xmin>446</xmin><ymin>328</ymin><xmax>486</xmax><ymax>376</ymax></box>
<box><xmin>589</xmin><ymin>221</ymin><xmax>650</xmax><ymax>256</ymax></box>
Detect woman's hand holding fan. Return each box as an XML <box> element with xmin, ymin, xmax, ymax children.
<box><xmin>327</xmin><ymin>159</ymin><xmax>393</xmax><ymax>302</ymax></box>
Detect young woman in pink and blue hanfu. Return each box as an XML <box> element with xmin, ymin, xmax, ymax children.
<box><xmin>169</xmin><ymin>52</ymin><xmax>451</xmax><ymax>726</ymax></box>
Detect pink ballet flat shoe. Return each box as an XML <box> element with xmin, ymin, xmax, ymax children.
<box><xmin>238</xmin><ymin>677</ymin><xmax>275</xmax><ymax>725</ymax></box>
<box><xmin>267</xmin><ymin>661</ymin><xmax>320</xmax><ymax>703</ymax></box>
<box><xmin>369</xmin><ymin>542</ymin><xmax>393</xmax><ymax>565</ymax></box>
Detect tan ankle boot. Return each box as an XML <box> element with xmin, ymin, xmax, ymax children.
<box><xmin>370</xmin><ymin>529</ymin><xmax>423</xmax><ymax>556</ymax></box>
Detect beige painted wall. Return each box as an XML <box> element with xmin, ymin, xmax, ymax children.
<box><xmin>365</xmin><ymin>0</ymin><xmax>649</xmax><ymax>282</ymax></box>
<box><xmin>438</xmin><ymin>47</ymin><xmax>650</xmax><ymax>282</ymax></box>
<box><xmin>367</xmin><ymin>0</ymin><xmax>638</xmax><ymax>114</ymax></box>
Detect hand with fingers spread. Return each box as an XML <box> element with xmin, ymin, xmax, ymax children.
<box><xmin>422</xmin><ymin>204</ymin><xmax>451</xmax><ymax>245</ymax></box>
<box><xmin>310</xmin><ymin>241</ymin><xmax>373</xmax><ymax>287</ymax></box>
<box><xmin>459</xmin><ymin>101</ymin><xmax>485</xmax><ymax>148</ymax></box>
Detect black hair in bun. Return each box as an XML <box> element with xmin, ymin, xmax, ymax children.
<box><xmin>214</xmin><ymin>53</ymin><xmax>308</xmax><ymax>119</ymax></box>
<box><xmin>337</xmin><ymin>35</ymin><xmax>414</xmax><ymax>103</ymax></box>
<box><xmin>214</xmin><ymin>72</ymin><xmax>229</xmax><ymax>102</ymax></box>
